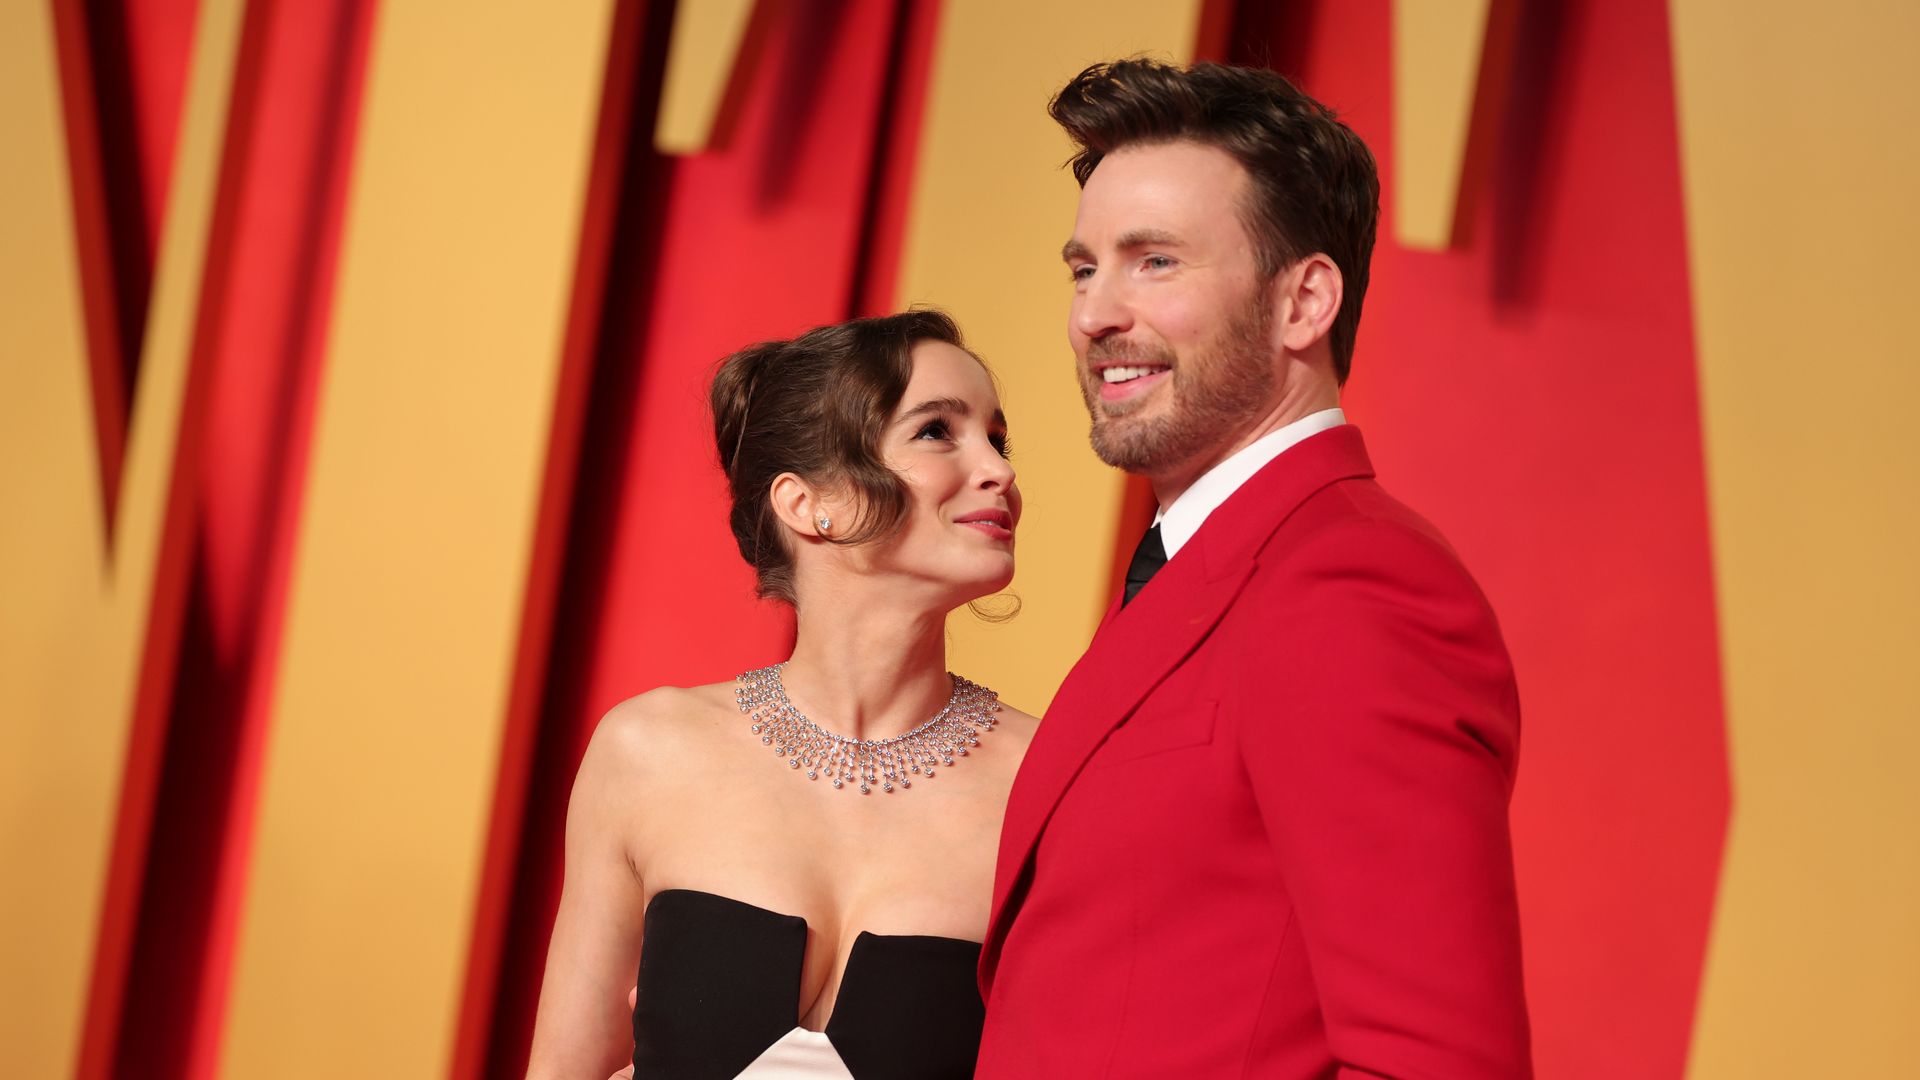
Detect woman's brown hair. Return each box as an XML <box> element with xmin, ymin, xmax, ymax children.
<box><xmin>710</xmin><ymin>309</ymin><xmax>970</xmax><ymax>603</ymax></box>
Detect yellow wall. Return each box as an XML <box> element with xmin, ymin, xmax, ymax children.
<box><xmin>895</xmin><ymin>0</ymin><xmax>1209</xmax><ymax>714</ymax></box>
<box><xmin>0</xmin><ymin>1</ymin><xmax>245</xmax><ymax>1072</ymax></box>
<box><xmin>1671</xmin><ymin>2</ymin><xmax>1920</xmax><ymax>1074</ymax></box>
<box><xmin>212</xmin><ymin>2</ymin><xmax>616</xmax><ymax>1075</ymax></box>
<box><xmin>8</xmin><ymin>1</ymin><xmax>1920</xmax><ymax>1074</ymax></box>
<box><xmin>1390</xmin><ymin>0</ymin><xmax>1494</xmax><ymax>250</ymax></box>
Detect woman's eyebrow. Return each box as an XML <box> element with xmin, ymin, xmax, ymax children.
<box><xmin>897</xmin><ymin>397</ymin><xmax>972</xmax><ymax>423</ymax></box>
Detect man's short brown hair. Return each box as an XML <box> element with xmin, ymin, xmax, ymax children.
<box><xmin>1050</xmin><ymin>58</ymin><xmax>1380</xmax><ymax>383</ymax></box>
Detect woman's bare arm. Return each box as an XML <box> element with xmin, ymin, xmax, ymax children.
<box><xmin>525</xmin><ymin>701</ymin><xmax>655</xmax><ymax>1079</ymax></box>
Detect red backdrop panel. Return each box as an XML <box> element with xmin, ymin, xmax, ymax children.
<box><xmin>107</xmin><ymin>0</ymin><xmax>376</xmax><ymax>1076</ymax></box>
<box><xmin>1226</xmin><ymin>1</ymin><xmax>1730</xmax><ymax>1076</ymax></box>
<box><xmin>61</xmin><ymin>1</ymin><xmax>1730</xmax><ymax>1073</ymax></box>
<box><xmin>482</xmin><ymin>0</ymin><xmax>940</xmax><ymax>1071</ymax></box>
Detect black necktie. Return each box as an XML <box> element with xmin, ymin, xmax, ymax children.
<box><xmin>1123</xmin><ymin>524</ymin><xmax>1167</xmax><ymax>607</ymax></box>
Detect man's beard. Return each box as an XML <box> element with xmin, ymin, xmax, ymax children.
<box><xmin>1079</xmin><ymin>296</ymin><xmax>1275</xmax><ymax>474</ymax></box>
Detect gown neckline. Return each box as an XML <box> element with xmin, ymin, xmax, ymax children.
<box><xmin>643</xmin><ymin>888</ymin><xmax>983</xmax><ymax>1032</ymax></box>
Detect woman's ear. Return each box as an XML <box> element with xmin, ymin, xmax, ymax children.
<box><xmin>768</xmin><ymin>472</ymin><xmax>835</xmax><ymax>540</ymax></box>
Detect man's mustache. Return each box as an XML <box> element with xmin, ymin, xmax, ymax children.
<box><xmin>1085</xmin><ymin>338</ymin><xmax>1176</xmax><ymax>366</ymax></box>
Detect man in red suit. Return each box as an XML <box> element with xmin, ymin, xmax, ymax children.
<box><xmin>974</xmin><ymin>60</ymin><xmax>1532</xmax><ymax>1077</ymax></box>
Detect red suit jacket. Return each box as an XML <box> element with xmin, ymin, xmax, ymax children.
<box><xmin>976</xmin><ymin>426</ymin><xmax>1531</xmax><ymax>1078</ymax></box>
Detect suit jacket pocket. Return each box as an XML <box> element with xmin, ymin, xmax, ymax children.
<box><xmin>1094</xmin><ymin>700</ymin><xmax>1218</xmax><ymax>766</ymax></box>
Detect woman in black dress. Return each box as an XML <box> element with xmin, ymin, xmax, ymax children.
<box><xmin>526</xmin><ymin>310</ymin><xmax>1037</xmax><ymax>1079</ymax></box>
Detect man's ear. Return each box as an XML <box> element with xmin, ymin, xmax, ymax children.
<box><xmin>1274</xmin><ymin>253</ymin><xmax>1343</xmax><ymax>354</ymax></box>
<box><xmin>769</xmin><ymin>472</ymin><xmax>834</xmax><ymax>540</ymax></box>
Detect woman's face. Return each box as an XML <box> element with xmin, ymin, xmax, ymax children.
<box><xmin>863</xmin><ymin>340</ymin><xmax>1019</xmax><ymax>600</ymax></box>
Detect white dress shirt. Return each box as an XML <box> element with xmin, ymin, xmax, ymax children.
<box><xmin>1154</xmin><ymin>408</ymin><xmax>1346</xmax><ymax>558</ymax></box>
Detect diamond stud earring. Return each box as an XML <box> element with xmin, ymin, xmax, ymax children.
<box><xmin>816</xmin><ymin>515</ymin><xmax>831</xmax><ymax>534</ymax></box>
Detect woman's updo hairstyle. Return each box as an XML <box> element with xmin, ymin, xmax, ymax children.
<box><xmin>711</xmin><ymin>308</ymin><xmax>970</xmax><ymax>604</ymax></box>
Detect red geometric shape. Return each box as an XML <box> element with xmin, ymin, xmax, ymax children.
<box><xmin>1227</xmin><ymin>1</ymin><xmax>1730</xmax><ymax>1075</ymax></box>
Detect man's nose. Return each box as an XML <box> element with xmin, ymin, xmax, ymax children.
<box><xmin>1072</xmin><ymin>271</ymin><xmax>1131</xmax><ymax>341</ymax></box>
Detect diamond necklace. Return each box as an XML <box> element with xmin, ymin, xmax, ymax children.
<box><xmin>735</xmin><ymin>663</ymin><xmax>1001</xmax><ymax>794</ymax></box>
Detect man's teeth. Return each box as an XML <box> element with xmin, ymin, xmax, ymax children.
<box><xmin>1101</xmin><ymin>365</ymin><xmax>1168</xmax><ymax>384</ymax></box>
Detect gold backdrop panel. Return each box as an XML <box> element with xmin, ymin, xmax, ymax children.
<box><xmin>1390</xmin><ymin>0</ymin><xmax>1500</xmax><ymax>250</ymax></box>
<box><xmin>894</xmin><ymin>0</ymin><xmax>1210</xmax><ymax>715</ymax></box>
<box><xmin>0</xmin><ymin>0</ymin><xmax>246</xmax><ymax>1073</ymax></box>
<box><xmin>212</xmin><ymin>1</ymin><xmax>617</xmax><ymax>1075</ymax></box>
<box><xmin>1672</xmin><ymin>2</ymin><xmax>1920</xmax><ymax>1075</ymax></box>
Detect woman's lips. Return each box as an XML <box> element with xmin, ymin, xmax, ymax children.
<box><xmin>955</xmin><ymin>510</ymin><xmax>1014</xmax><ymax>542</ymax></box>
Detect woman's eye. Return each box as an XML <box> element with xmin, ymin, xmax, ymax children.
<box><xmin>914</xmin><ymin>420</ymin><xmax>951</xmax><ymax>441</ymax></box>
<box><xmin>991</xmin><ymin>432</ymin><xmax>1012</xmax><ymax>458</ymax></box>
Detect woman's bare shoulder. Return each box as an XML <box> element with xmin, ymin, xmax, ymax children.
<box><xmin>597</xmin><ymin>681</ymin><xmax>735</xmax><ymax>733</ymax></box>
<box><xmin>981</xmin><ymin>692</ymin><xmax>1041</xmax><ymax>770</ymax></box>
<box><xmin>992</xmin><ymin>700</ymin><xmax>1040</xmax><ymax>740</ymax></box>
<box><xmin>581</xmin><ymin>682</ymin><xmax>739</xmax><ymax>781</ymax></box>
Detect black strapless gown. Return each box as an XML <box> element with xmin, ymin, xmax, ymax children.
<box><xmin>631</xmin><ymin>889</ymin><xmax>984</xmax><ymax>1079</ymax></box>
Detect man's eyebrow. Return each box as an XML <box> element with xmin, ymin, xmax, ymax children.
<box><xmin>1061</xmin><ymin>230</ymin><xmax>1183</xmax><ymax>263</ymax></box>
<box><xmin>1115</xmin><ymin>227</ymin><xmax>1181</xmax><ymax>250</ymax></box>
<box><xmin>897</xmin><ymin>396</ymin><xmax>972</xmax><ymax>423</ymax></box>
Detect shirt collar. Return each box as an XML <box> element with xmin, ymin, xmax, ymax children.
<box><xmin>1153</xmin><ymin>408</ymin><xmax>1346</xmax><ymax>558</ymax></box>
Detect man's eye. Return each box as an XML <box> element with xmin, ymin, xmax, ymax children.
<box><xmin>1143</xmin><ymin>255</ymin><xmax>1174</xmax><ymax>270</ymax></box>
<box><xmin>1070</xmin><ymin>265</ymin><xmax>1095</xmax><ymax>282</ymax></box>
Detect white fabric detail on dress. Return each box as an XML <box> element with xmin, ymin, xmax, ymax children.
<box><xmin>733</xmin><ymin>1026</ymin><xmax>856</xmax><ymax>1079</ymax></box>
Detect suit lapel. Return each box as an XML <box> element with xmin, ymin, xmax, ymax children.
<box><xmin>980</xmin><ymin>426</ymin><xmax>1378</xmax><ymax>987</ymax></box>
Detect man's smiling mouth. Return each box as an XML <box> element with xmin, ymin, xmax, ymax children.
<box><xmin>1100</xmin><ymin>365</ymin><xmax>1170</xmax><ymax>384</ymax></box>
